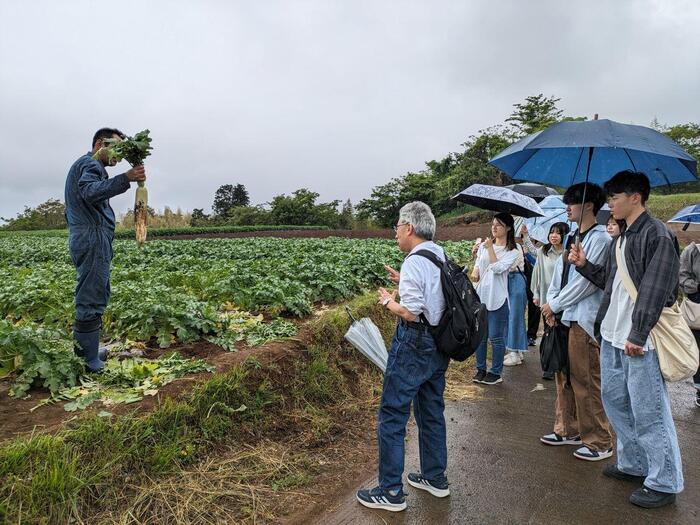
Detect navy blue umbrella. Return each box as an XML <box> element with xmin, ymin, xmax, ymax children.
<box><xmin>668</xmin><ymin>204</ymin><xmax>700</xmax><ymax>231</ymax></box>
<box><xmin>489</xmin><ymin>119</ymin><xmax>697</xmax><ymax>188</ymax></box>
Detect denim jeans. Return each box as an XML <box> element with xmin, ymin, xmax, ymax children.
<box><xmin>476</xmin><ymin>302</ymin><xmax>509</xmax><ymax>376</ymax></box>
<box><xmin>378</xmin><ymin>322</ymin><xmax>450</xmax><ymax>493</ymax></box>
<box><xmin>506</xmin><ymin>272</ymin><xmax>528</xmax><ymax>353</ymax></box>
<box><xmin>600</xmin><ymin>339</ymin><xmax>684</xmax><ymax>493</ymax></box>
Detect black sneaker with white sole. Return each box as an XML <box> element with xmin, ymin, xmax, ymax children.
<box><xmin>356</xmin><ymin>486</ymin><xmax>407</xmax><ymax>512</ymax></box>
<box><xmin>480</xmin><ymin>372</ymin><xmax>502</xmax><ymax>385</ymax></box>
<box><xmin>630</xmin><ymin>486</ymin><xmax>676</xmax><ymax>509</ymax></box>
<box><xmin>540</xmin><ymin>432</ymin><xmax>582</xmax><ymax>446</ymax></box>
<box><xmin>472</xmin><ymin>369</ymin><xmax>487</xmax><ymax>383</ymax></box>
<box><xmin>407</xmin><ymin>473</ymin><xmax>450</xmax><ymax>498</ymax></box>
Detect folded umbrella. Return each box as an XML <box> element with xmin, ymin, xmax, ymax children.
<box><xmin>452</xmin><ymin>184</ymin><xmax>545</xmax><ymax>218</ymax></box>
<box><xmin>344</xmin><ymin>307</ymin><xmax>388</xmax><ymax>372</ymax></box>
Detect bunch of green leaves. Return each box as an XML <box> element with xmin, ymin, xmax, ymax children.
<box><xmin>206</xmin><ymin>308</ymin><xmax>296</xmax><ymax>351</ymax></box>
<box><xmin>34</xmin><ymin>352</ymin><xmax>214</xmax><ymax>412</ymax></box>
<box><xmin>0</xmin><ymin>320</ymin><xmax>84</xmax><ymax>399</ymax></box>
<box><xmin>104</xmin><ymin>129</ymin><xmax>152</xmax><ymax>166</ymax></box>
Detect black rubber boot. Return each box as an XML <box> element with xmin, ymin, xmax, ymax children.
<box><xmin>74</xmin><ymin>328</ymin><xmax>105</xmax><ymax>372</ymax></box>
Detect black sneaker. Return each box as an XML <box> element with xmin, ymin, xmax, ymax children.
<box><xmin>528</xmin><ymin>337</ymin><xmax>537</xmax><ymax>346</ymax></box>
<box><xmin>356</xmin><ymin>486</ymin><xmax>407</xmax><ymax>512</ymax></box>
<box><xmin>603</xmin><ymin>465</ymin><xmax>645</xmax><ymax>483</ymax></box>
<box><xmin>407</xmin><ymin>473</ymin><xmax>450</xmax><ymax>498</ymax></box>
<box><xmin>542</xmin><ymin>371</ymin><xmax>555</xmax><ymax>380</ymax></box>
<box><xmin>472</xmin><ymin>369</ymin><xmax>487</xmax><ymax>383</ymax></box>
<box><xmin>481</xmin><ymin>372</ymin><xmax>502</xmax><ymax>385</ymax></box>
<box><xmin>629</xmin><ymin>486</ymin><xmax>676</xmax><ymax>509</ymax></box>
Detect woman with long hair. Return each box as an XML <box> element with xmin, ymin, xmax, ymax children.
<box><xmin>530</xmin><ymin>222</ymin><xmax>570</xmax><ymax>378</ymax></box>
<box><xmin>471</xmin><ymin>213</ymin><xmax>520</xmax><ymax>385</ymax></box>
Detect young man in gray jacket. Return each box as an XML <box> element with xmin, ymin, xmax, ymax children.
<box><xmin>570</xmin><ymin>170</ymin><xmax>684</xmax><ymax>509</ymax></box>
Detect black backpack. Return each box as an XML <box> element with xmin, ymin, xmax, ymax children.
<box><xmin>411</xmin><ymin>250</ymin><xmax>488</xmax><ymax>361</ymax></box>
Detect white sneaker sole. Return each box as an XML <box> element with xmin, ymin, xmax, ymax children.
<box><xmin>356</xmin><ymin>495</ymin><xmax>406</xmax><ymax>512</ymax></box>
<box><xmin>407</xmin><ymin>477</ymin><xmax>450</xmax><ymax>498</ymax></box>
<box><xmin>574</xmin><ymin>450</ymin><xmax>614</xmax><ymax>462</ymax></box>
<box><xmin>540</xmin><ymin>437</ymin><xmax>582</xmax><ymax>446</ymax></box>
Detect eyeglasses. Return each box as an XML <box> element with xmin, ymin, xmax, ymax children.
<box><xmin>393</xmin><ymin>222</ymin><xmax>410</xmax><ymax>232</ymax></box>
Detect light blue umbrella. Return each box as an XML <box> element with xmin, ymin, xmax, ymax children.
<box><xmin>522</xmin><ymin>195</ymin><xmax>569</xmax><ymax>243</ymax></box>
<box><xmin>490</xmin><ymin>119</ymin><xmax>697</xmax><ymax>188</ymax></box>
<box><xmin>668</xmin><ymin>204</ymin><xmax>700</xmax><ymax>230</ymax></box>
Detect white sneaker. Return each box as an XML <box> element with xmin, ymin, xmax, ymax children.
<box><xmin>503</xmin><ymin>352</ymin><xmax>522</xmax><ymax>366</ymax></box>
<box><xmin>573</xmin><ymin>446</ymin><xmax>613</xmax><ymax>461</ymax></box>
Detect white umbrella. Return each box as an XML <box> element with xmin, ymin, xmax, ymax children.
<box><xmin>452</xmin><ymin>184</ymin><xmax>545</xmax><ymax>218</ymax></box>
<box><xmin>344</xmin><ymin>307</ymin><xmax>388</xmax><ymax>372</ymax></box>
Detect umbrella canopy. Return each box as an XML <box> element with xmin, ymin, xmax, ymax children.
<box><xmin>452</xmin><ymin>184</ymin><xmax>544</xmax><ymax>218</ymax></box>
<box><xmin>596</xmin><ymin>203</ymin><xmax>611</xmax><ymax>225</ymax></box>
<box><xmin>505</xmin><ymin>182</ymin><xmax>559</xmax><ymax>203</ymax></box>
<box><xmin>521</xmin><ymin>195</ymin><xmax>569</xmax><ymax>244</ymax></box>
<box><xmin>490</xmin><ymin>119</ymin><xmax>698</xmax><ymax>188</ymax></box>
<box><xmin>344</xmin><ymin>308</ymin><xmax>387</xmax><ymax>372</ymax></box>
<box><xmin>668</xmin><ymin>204</ymin><xmax>700</xmax><ymax>225</ymax></box>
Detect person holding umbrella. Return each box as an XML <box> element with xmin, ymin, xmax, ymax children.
<box><xmin>570</xmin><ymin>170</ymin><xmax>685</xmax><ymax>509</ymax></box>
<box><xmin>471</xmin><ymin>213</ymin><xmax>521</xmax><ymax>385</ymax></box>
<box><xmin>539</xmin><ymin>182</ymin><xmax>613</xmax><ymax>460</ymax></box>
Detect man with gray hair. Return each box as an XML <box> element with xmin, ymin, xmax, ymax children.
<box><xmin>357</xmin><ymin>201</ymin><xmax>451</xmax><ymax>512</ymax></box>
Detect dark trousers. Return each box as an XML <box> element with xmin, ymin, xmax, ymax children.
<box><xmin>693</xmin><ymin>329</ymin><xmax>700</xmax><ymax>387</ymax></box>
<box><xmin>527</xmin><ymin>299</ymin><xmax>540</xmax><ymax>339</ymax></box>
<box><xmin>378</xmin><ymin>322</ymin><xmax>450</xmax><ymax>493</ymax></box>
<box><xmin>69</xmin><ymin>227</ymin><xmax>113</xmax><ymax>324</ymax></box>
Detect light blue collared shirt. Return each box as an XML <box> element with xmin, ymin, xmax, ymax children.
<box><xmin>546</xmin><ymin>225</ymin><xmax>611</xmax><ymax>339</ymax></box>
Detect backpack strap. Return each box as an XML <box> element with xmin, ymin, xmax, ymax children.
<box><xmin>410</xmin><ymin>249</ymin><xmax>444</xmax><ymax>268</ymax></box>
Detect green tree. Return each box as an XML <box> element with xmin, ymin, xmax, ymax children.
<box><xmin>339</xmin><ymin>199</ymin><xmax>354</xmax><ymax>229</ymax></box>
<box><xmin>1</xmin><ymin>198</ymin><xmax>67</xmax><ymax>230</ymax></box>
<box><xmin>269</xmin><ymin>189</ymin><xmax>342</xmax><ymax>227</ymax></box>
<box><xmin>212</xmin><ymin>183</ymin><xmax>249</xmax><ymax>216</ymax></box>
<box><xmin>506</xmin><ymin>94</ymin><xmax>564</xmax><ymax>137</ymax></box>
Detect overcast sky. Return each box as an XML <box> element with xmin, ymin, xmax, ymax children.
<box><xmin>1</xmin><ymin>0</ymin><xmax>699</xmax><ymax>221</ymax></box>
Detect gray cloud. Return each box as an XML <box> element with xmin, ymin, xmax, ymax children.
<box><xmin>1</xmin><ymin>0</ymin><xmax>699</xmax><ymax>221</ymax></box>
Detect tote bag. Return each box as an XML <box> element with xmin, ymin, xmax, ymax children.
<box><xmin>615</xmin><ymin>238</ymin><xmax>699</xmax><ymax>382</ymax></box>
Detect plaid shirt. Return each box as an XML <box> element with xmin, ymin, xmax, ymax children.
<box><xmin>576</xmin><ymin>211</ymin><xmax>680</xmax><ymax>347</ymax></box>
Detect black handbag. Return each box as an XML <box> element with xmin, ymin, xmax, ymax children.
<box><xmin>539</xmin><ymin>314</ymin><xmax>569</xmax><ymax>375</ymax></box>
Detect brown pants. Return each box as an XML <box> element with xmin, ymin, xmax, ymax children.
<box><xmin>553</xmin><ymin>322</ymin><xmax>612</xmax><ymax>451</ymax></box>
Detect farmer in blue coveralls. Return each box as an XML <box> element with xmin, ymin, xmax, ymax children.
<box><xmin>64</xmin><ymin>128</ymin><xmax>146</xmax><ymax>371</ymax></box>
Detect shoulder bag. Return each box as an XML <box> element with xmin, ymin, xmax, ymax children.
<box><xmin>614</xmin><ymin>238</ymin><xmax>699</xmax><ymax>382</ymax></box>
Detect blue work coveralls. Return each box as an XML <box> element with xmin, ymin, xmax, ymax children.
<box><xmin>64</xmin><ymin>153</ymin><xmax>131</xmax><ymax>370</ymax></box>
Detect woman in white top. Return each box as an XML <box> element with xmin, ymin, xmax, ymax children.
<box><xmin>471</xmin><ymin>213</ymin><xmax>520</xmax><ymax>385</ymax></box>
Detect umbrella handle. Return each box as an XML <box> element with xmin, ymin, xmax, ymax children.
<box><xmin>345</xmin><ymin>306</ymin><xmax>357</xmax><ymax>322</ymax></box>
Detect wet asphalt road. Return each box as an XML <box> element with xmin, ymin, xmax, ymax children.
<box><xmin>310</xmin><ymin>351</ymin><xmax>699</xmax><ymax>525</ymax></box>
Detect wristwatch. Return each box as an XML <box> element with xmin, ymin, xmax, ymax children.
<box><xmin>381</xmin><ymin>297</ymin><xmax>391</xmax><ymax>306</ymax></box>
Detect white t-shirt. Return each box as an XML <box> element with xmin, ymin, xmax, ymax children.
<box><xmin>474</xmin><ymin>244</ymin><xmax>519</xmax><ymax>311</ymax></box>
<box><xmin>600</xmin><ymin>237</ymin><xmax>653</xmax><ymax>351</ymax></box>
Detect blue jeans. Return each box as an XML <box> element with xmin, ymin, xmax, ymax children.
<box><xmin>600</xmin><ymin>339</ymin><xmax>684</xmax><ymax>493</ymax></box>
<box><xmin>476</xmin><ymin>302</ymin><xmax>509</xmax><ymax>376</ymax></box>
<box><xmin>378</xmin><ymin>322</ymin><xmax>450</xmax><ymax>493</ymax></box>
<box><xmin>506</xmin><ymin>272</ymin><xmax>528</xmax><ymax>353</ymax></box>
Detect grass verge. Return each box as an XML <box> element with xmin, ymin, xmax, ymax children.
<box><xmin>0</xmin><ymin>293</ymin><xmax>395</xmax><ymax>524</ymax></box>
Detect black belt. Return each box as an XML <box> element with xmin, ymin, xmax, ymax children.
<box><xmin>400</xmin><ymin>318</ymin><xmax>430</xmax><ymax>331</ymax></box>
